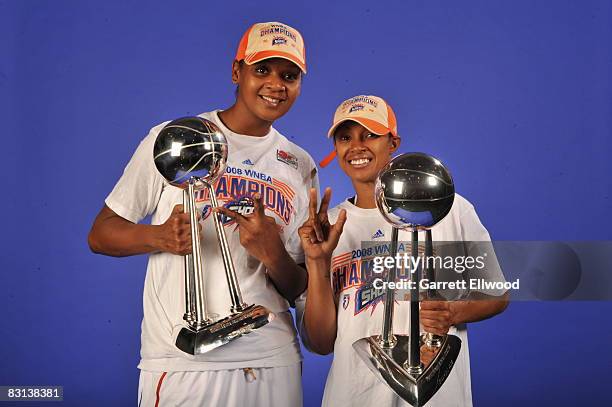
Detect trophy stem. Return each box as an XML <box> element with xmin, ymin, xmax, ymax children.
<box><xmin>187</xmin><ymin>179</ymin><xmax>211</xmax><ymax>327</ymax></box>
<box><xmin>408</xmin><ymin>229</ymin><xmax>422</xmax><ymax>373</ymax></box>
<box><xmin>206</xmin><ymin>183</ymin><xmax>247</xmax><ymax>313</ymax></box>
<box><xmin>380</xmin><ymin>227</ymin><xmax>399</xmax><ymax>349</ymax></box>
<box><xmin>424</xmin><ymin>229</ymin><xmax>443</xmax><ymax>348</ymax></box>
<box><xmin>425</xmin><ymin>230</ymin><xmax>435</xmax><ymax>298</ymax></box>
<box><xmin>182</xmin><ymin>190</ymin><xmax>196</xmax><ymax>325</ymax></box>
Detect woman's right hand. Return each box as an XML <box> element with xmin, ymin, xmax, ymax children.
<box><xmin>298</xmin><ymin>188</ymin><xmax>347</xmax><ymax>263</ymax></box>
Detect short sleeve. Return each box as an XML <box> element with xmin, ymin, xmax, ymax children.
<box><xmin>105</xmin><ymin>127</ymin><xmax>165</xmax><ymax>224</ymax></box>
<box><xmin>285</xmin><ymin>162</ymin><xmax>320</xmax><ymax>264</ymax></box>
<box><xmin>293</xmin><ymin>289</ymin><xmax>314</xmax><ymax>351</ymax></box>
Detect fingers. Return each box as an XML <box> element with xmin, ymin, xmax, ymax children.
<box><xmin>308</xmin><ymin>188</ymin><xmax>318</xmax><ymax>221</ymax></box>
<box><xmin>298</xmin><ymin>224</ymin><xmax>318</xmax><ymax>245</ymax></box>
<box><xmin>215</xmin><ymin>207</ymin><xmax>246</xmax><ymax>224</ymax></box>
<box><xmin>172</xmin><ymin>211</ymin><xmax>190</xmax><ymax>224</ymax></box>
<box><xmin>166</xmin><ymin>211</ymin><xmax>190</xmax><ymax>233</ymax></box>
<box><xmin>420</xmin><ymin>309</ymin><xmax>452</xmax><ymax>322</ymax></box>
<box><xmin>421</xmin><ymin>318</ymin><xmax>450</xmax><ymax>336</ymax></box>
<box><xmin>253</xmin><ymin>193</ymin><xmax>265</xmax><ymax>216</ymax></box>
<box><xmin>174</xmin><ymin>209</ymin><xmax>205</xmax><ymax>255</ymax></box>
<box><xmin>420</xmin><ymin>302</ymin><xmax>452</xmax><ymax>336</ymax></box>
<box><xmin>420</xmin><ymin>300</ymin><xmax>449</xmax><ymax>311</ymax></box>
<box><xmin>307</xmin><ymin>188</ymin><xmax>324</xmax><ymax>242</ymax></box>
<box><xmin>167</xmin><ymin>221</ymin><xmax>194</xmax><ymax>255</ymax></box>
<box><xmin>318</xmin><ymin>187</ymin><xmax>332</xmax><ymax>215</ymax></box>
<box><xmin>171</xmin><ymin>204</ymin><xmax>201</xmax><ymax>222</ymax></box>
<box><xmin>420</xmin><ymin>345</ymin><xmax>437</xmax><ymax>364</ymax></box>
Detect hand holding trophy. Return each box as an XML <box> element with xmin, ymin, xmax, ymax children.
<box><xmin>353</xmin><ymin>152</ymin><xmax>461</xmax><ymax>407</ymax></box>
<box><xmin>153</xmin><ymin>117</ymin><xmax>274</xmax><ymax>355</ymax></box>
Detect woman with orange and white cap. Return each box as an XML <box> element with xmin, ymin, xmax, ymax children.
<box><xmin>89</xmin><ymin>22</ymin><xmax>317</xmax><ymax>407</ymax></box>
<box><xmin>296</xmin><ymin>95</ymin><xmax>508</xmax><ymax>406</ymax></box>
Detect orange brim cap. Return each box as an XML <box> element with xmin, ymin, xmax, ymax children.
<box><xmin>245</xmin><ymin>50</ymin><xmax>307</xmax><ymax>74</ymax></box>
<box><xmin>327</xmin><ymin>117</ymin><xmax>392</xmax><ymax>139</ymax></box>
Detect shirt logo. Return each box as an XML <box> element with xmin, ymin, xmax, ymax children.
<box><xmin>276</xmin><ymin>149</ymin><xmax>298</xmax><ymax>170</ymax></box>
<box><xmin>219</xmin><ymin>196</ymin><xmax>255</xmax><ymax>225</ymax></box>
<box><xmin>371</xmin><ymin>229</ymin><xmax>385</xmax><ymax>239</ymax></box>
<box><xmin>242</xmin><ymin>159</ymin><xmax>254</xmax><ymax>166</ymax></box>
<box><xmin>355</xmin><ymin>283</ymin><xmax>385</xmax><ymax>315</ymax></box>
<box><xmin>193</xmin><ymin>168</ymin><xmax>297</xmax><ymax>225</ymax></box>
<box><xmin>200</xmin><ymin>204</ymin><xmax>213</xmax><ymax>220</ymax></box>
<box><xmin>342</xmin><ymin>294</ymin><xmax>350</xmax><ymax>310</ymax></box>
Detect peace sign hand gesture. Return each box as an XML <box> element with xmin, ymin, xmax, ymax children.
<box><xmin>298</xmin><ymin>187</ymin><xmax>347</xmax><ymax>262</ymax></box>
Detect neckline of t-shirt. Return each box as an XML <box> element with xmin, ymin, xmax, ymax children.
<box><xmin>208</xmin><ymin>110</ymin><xmax>277</xmax><ymax>144</ymax></box>
<box><xmin>340</xmin><ymin>198</ymin><xmax>382</xmax><ymax>218</ymax></box>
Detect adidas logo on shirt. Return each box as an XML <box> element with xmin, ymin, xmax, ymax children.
<box><xmin>242</xmin><ymin>159</ymin><xmax>254</xmax><ymax>166</ymax></box>
<box><xmin>371</xmin><ymin>229</ymin><xmax>385</xmax><ymax>239</ymax></box>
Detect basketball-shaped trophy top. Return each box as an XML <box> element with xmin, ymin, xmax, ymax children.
<box><xmin>375</xmin><ymin>152</ymin><xmax>455</xmax><ymax>229</ymax></box>
<box><xmin>153</xmin><ymin>117</ymin><xmax>228</xmax><ymax>189</ymax></box>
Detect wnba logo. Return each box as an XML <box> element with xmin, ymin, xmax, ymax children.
<box><xmin>348</xmin><ymin>104</ymin><xmax>365</xmax><ymax>113</ymax></box>
<box><xmin>342</xmin><ymin>294</ymin><xmax>350</xmax><ymax>310</ymax></box>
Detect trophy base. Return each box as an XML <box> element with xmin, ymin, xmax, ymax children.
<box><xmin>352</xmin><ymin>333</ymin><xmax>461</xmax><ymax>407</ymax></box>
<box><xmin>176</xmin><ymin>304</ymin><xmax>274</xmax><ymax>355</ymax></box>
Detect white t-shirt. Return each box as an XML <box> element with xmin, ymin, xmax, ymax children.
<box><xmin>106</xmin><ymin>110</ymin><xmax>318</xmax><ymax>372</ymax></box>
<box><xmin>297</xmin><ymin>194</ymin><xmax>505</xmax><ymax>407</ymax></box>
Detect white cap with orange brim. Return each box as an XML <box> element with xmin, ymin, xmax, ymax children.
<box><xmin>235</xmin><ymin>22</ymin><xmax>307</xmax><ymax>73</ymax></box>
<box><xmin>320</xmin><ymin>95</ymin><xmax>398</xmax><ymax>167</ymax></box>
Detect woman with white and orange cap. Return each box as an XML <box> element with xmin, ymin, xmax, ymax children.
<box><xmin>296</xmin><ymin>95</ymin><xmax>508</xmax><ymax>406</ymax></box>
<box><xmin>89</xmin><ymin>22</ymin><xmax>317</xmax><ymax>406</ymax></box>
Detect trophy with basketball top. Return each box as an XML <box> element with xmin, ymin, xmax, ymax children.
<box><xmin>153</xmin><ymin>116</ymin><xmax>274</xmax><ymax>355</ymax></box>
<box><xmin>352</xmin><ymin>152</ymin><xmax>461</xmax><ymax>407</ymax></box>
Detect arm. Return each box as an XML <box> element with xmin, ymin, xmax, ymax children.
<box><xmin>302</xmin><ymin>256</ymin><xmax>338</xmax><ymax>355</ymax></box>
<box><xmin>420</xmin><ymin>196</ymin><xmax>509</xmax><ymax>335</ymax></box>
<box><xmin>88</xmin><ymin>204</ymin><xmax>197</xmax><ymax>257</ymax></box>
<box><xmin>262</xmin><ymin>245</ymin><xmax>308</xmax><ymax>303</ymax></box>
<box><xmin>299</xmin><ymin>188</ymin><xmax>347</xmax><ymax>355</ymax></box>
<box><xmin>88</xmin><ymin>126</ymin><xmax>198</xmax><ymax>258</ymax></box>
<box><xmin>451</xmin><ymin>292</ymin><xmax>509</xmax><ymax>324</ymax></box>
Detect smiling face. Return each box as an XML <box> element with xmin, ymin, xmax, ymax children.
<box><xmin>333</xmin><ymin>120</ymin><xmax>400</xmax><ymax>185</ymax></box>
<box><xmin>232</xmin><ymin>58</ymin><xmax>302</xmax><ymax>125</ymax></box>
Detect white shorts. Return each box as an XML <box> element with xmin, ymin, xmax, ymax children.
<box><xmin>138</xmin><ymin>363</ymin><xmax>303</xmax><ymax>407</ymax></box>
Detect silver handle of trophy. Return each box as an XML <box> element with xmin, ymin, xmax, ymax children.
<box><xmin>182</xmin><ymin>190</ymin><xmax>196</xmax><ymax>326</ymax></box>
<box><xmin>206</xmin><ymin>183</ymin><xmax>247</xmax><ymax>313</ymax></box>
<box><xmin>380</xmin><ymin>227</ymin><xmax>399</xmax><ymax>349</ymax></box>
<box><xmin>424</xmin><ymin>229</ymin><xmax>444</xmax><ymax>348</ymax></box>
<box><xmin>187</xmin><ymin>178</ymin><xmax>211</xmax><ymax>328</ymax></box>
<box><xmin>407</xmin><ymin>230</ymin><xmax>423</xmax><ymax>374</ymax></box>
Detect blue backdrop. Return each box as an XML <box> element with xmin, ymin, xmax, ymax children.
<box><xmin>1</xmin><ymin>0</ymin><xmax>611</xmax><ymax>406</ymax></box>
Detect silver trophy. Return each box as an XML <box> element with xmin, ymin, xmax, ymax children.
<box><xmin>153</xmin><ymin>116</ymin><xmax>274</xmax><ymax>355</ymax></box>
<box><xmin>352</xmin><ymin>152</ymin><xmax>461</xmax><ymax>406</ymax></box>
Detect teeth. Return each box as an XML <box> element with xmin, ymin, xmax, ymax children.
<box><xmin>350</xmin><ymin>158</ymin><xmax>370</xmax><ymax>165</ymax></box>
<box><xmin>261</xmin><ymin>96</ymin><xmax>280</xmax><ymax>105</ymax></box>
